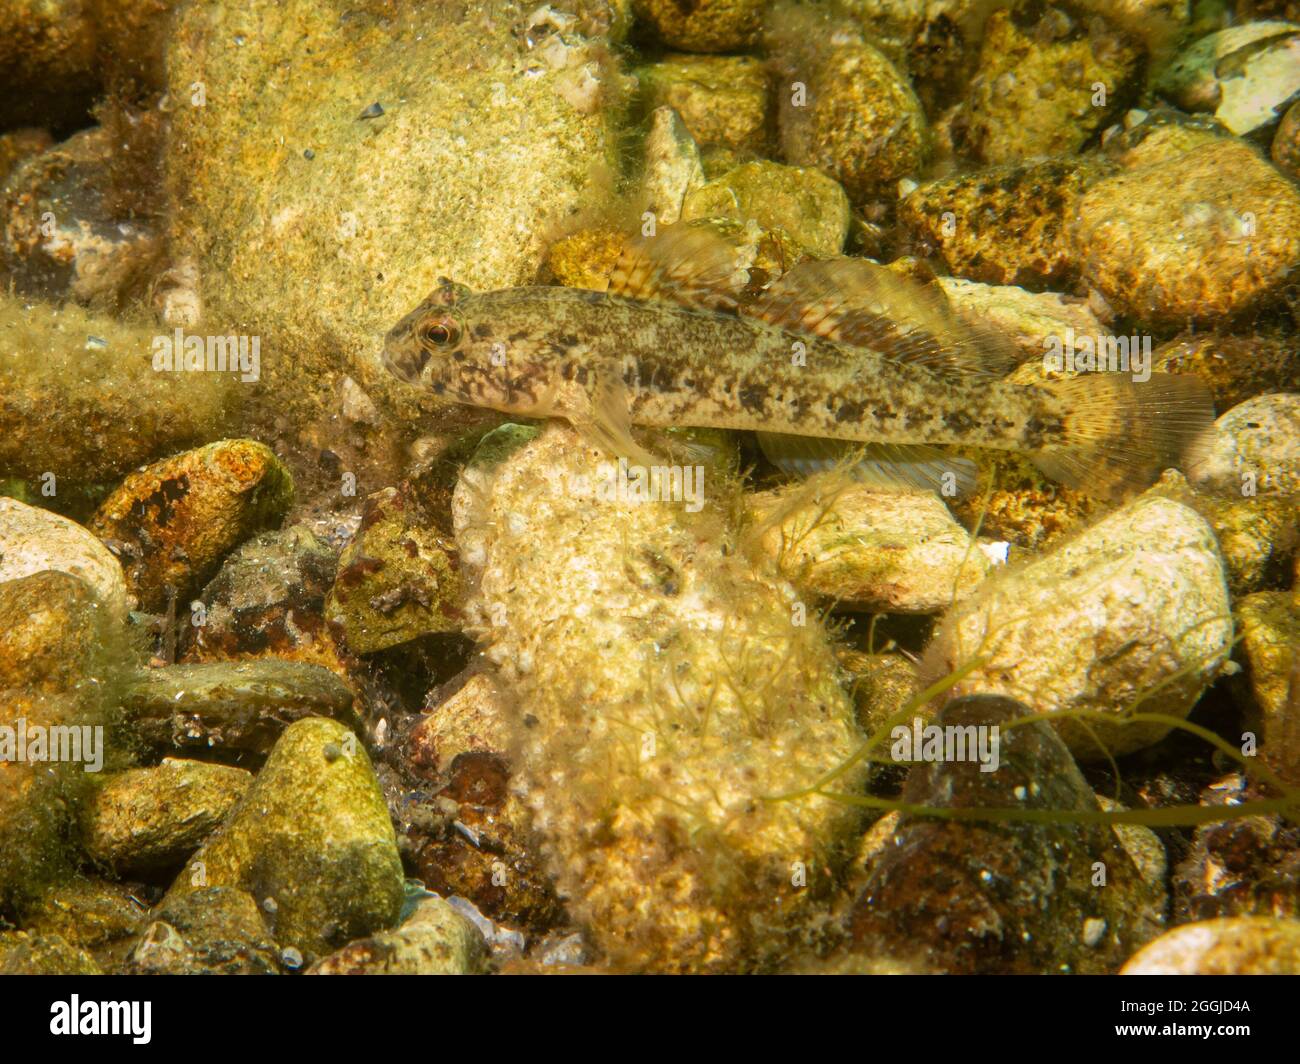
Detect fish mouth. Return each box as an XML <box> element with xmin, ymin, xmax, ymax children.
<box><xmin>382</xmin><ymin>335</ymin><xmax>429</xmax><ymax>385</ymax></box>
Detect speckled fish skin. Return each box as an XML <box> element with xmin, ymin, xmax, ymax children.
<box><xmin>383</xmin><ymin>285</ymin><xmax>1069</xmax><ymax>452</ymax></box>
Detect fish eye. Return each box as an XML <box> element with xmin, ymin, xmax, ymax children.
<box><xmin>419</xmin><ymin>317</ymin><xmax>460</xmax><ymax>348</ymax></box>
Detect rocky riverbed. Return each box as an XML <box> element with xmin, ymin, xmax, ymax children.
<box><xmin>1</xmin><ymin>0</ymin><xmax>1299</xmax><ymax>975</ymax></box>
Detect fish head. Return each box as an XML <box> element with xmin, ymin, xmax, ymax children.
<box><xmin>382</xmin><ymin>278</ymin><xmax>473</xmax><ymax>389</ymax></box>
<box><xmin>384</xmin><ymin>284</ymin><xmax>591</xmax><ymax>418</ymax></box>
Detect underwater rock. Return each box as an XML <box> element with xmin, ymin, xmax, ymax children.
<box><xmin>0</xmin><ymin>292</ymin><xmax>236</xmax><ymax>486</ymax></box>
<box><xmin>80</xmin><ymin>758</ymin><xmax>253</xmax><ymax>873</ymax></box>
<box><xmin>838</xmin><ymin>0</ymin><xmax>986</xmax><ymax>117</ymax></box>
<box><xmin>0</xmin><ymin>931</ymin><xmax>101</xmax><ymax>975</ymax></box>
<box><xmin>900</xmin><ymin>157</ymin><xmax>1113</xmax><ymax>291</ymax></box>
<box><xmin>306</xmin><ymin>894</ymin><xmax>489</xmax><ymax>975</ymax></box>
<box><xmin>181</xmin><ymin>524</ymin><xmax>346</xmax><ymax>675</ymax></box>
<box><xmin>955</xmin><ymin>5</ymin><xmax>1143</xmax><ymax>164</ymax></box>
<box><xmin>546</xmin><ymin>226</ymin><xmax>627</xmax><ymax>289</ymax></box>
<box><xmin>639</xmin><ymin>106</ymin><xmax>705</xmax><ymax>228</ymax></box>
<box><xmin>88</xmin><ymin>438</ymin><xmax>294</xmax><ymax>612</ymax></box>
<box><xmin>120</xmin><ymin>659</ymin><xmax>359</xmax><ymax>757</ymax></box>
<box><xmin>1187</xmin><ymin>393</ymin><xmax>1300</xmax><ymax>498</ymax></box>
<box><xmin>1235</xmin><ymin>592</ymin><xmax>1300</xmax><ymax>782</ymax></box>
<box><xmin>1174</xmin><ymin>773</ymin><xmax>1300</xmax><ymax>921</ymax></box>
<box><xmin>165</xmin><ymin>717</ymin><xmax>404</xmax><ymax>958</ymax></box>
<box><xmin>0</xmin><ymin>0</ymin><xmax>98</xmax><ymax>131</ymax></box>
<box><xmin>837</xmin><ymin>649</ymin><xmax>921</xmax><ymax>738</ymax></box>
<box><xmin>453</xmin><ymin>424</ymin><xmax>867</xmax><ymax>972</ymax></box>
<box><xmin>0</xmin><ymin>128</ymin><xmax>54</xmax><ymax>185</ymax></box>
<box><xmin>681</xmin><ymin>161</ymin><xmax>851</xmax><ymax>259</ymax></box>
<box><xmin>400</xmin><ymin>672</ymin><xmax>563</xmax><ymax>933</ymax></box>
<box><xmin>1275</xmin><ymin>99</ymin><xmax>1300</xmax><ymax>180</ymax></box>
<box><xmin>0</xmin><ymin>498</ymin><xmax>131</xmax><ymax>623</ymax></box>
<box><xmin>125</xmin><ymin>887</ymin><xmax>280</xmax><ymax>975</ymax></box>
<box><xmin>633</xmin><ymin>0</ymin><xmax>763</xmax><ymax>51</ymax></box>
<box><xmin>927</xmin><ymin>494</ymin><xmax>1232</xmax><ymax>760</ymax></box>
<box><xmin>1</xmin><ymin>126</ymin><xmax>161</xmax><ymax>307</ymax></box>
<box><xmin>847</xmin><ymin>696</ymin><xmax>1166</xmax><ymax>974</ymax></box>
<box><xmin>767</xmin><ymin>2</ymin><xmax>928</xmax><ymax>204</ymax></box>
<box><xmin>324</xmin><ymin>485</ymin><xmax>461</xmax><ymax>655</ymax></box>
<box><xmin>937</xmin><ymin>278</ymin><xmax>1106</xmax><ymax>364</ymax></box>
<box><xmin>745</xmin><ymin>480</ymin><xmax>992</xmax><ymax>614</ymax></box>
<box><xmin>1099</xmin><ymin>105</ymin><xmax>1229</xmax><ymax>168</ymax></box>
<box><xmin>1144</xmin><ymin>470</ymin><xmax>1298</xmax><ymax>597</ymax></box>
<box><xmin>17</xmin><ymin>876</ymin><xmax>149</xmax><ymax>973</ymax></box>
<box><xmin>1154</xmin><ymin>21</ymin><xmax>1300</xmax><ymax>136</ymax></box>
<box><xmin>636</xmin><ymin>54</ymin><xmax>769</xmax><ymax>152</ymax></box>
<box><xmin>0</xmin><ymin>567</ymin><xmax>124</xmax><ymax>913</ymax></box>
<box><xmin>1153</xmin><ymin>330</ymin><xmax>1300</xmax><ymax>413</ymax></box>
<box><xmin>164</xmin><ymin>0</ymin><xmax>619</xmax><ymax>432</ymax></box>
<box><xmin>1070</xmin><ymin>140</ymin><xmax>1300</xmax><ymax>326</ymax></box>
<box><xmin>1121</xmin><ymin>916</ymin><xmax>1300</xmax><ymax>973</ymax></box>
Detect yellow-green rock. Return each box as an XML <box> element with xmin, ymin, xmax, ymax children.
<box><xmin>636</xmin><ymin>54</ymin><xmax>769</xmax><ymax>152</ymax></box>
<box><xmin>166</xmin><ymin>717</ymin><xmax>404</xmax><ymax>957</ymax></box>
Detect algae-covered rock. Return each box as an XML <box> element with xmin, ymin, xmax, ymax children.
<box><xmin>1143</xmin><ymin>470</ymin><xmax>1298</xmax><ymax>597</ymax></box>
<box><xmin>1100</xmin><ymin>104</ymin><xmax>1229</xmax><ymax>168</ymax></box>
<box><xmin>956</xmin><ymin>5</ymin><xmax>1142</xmax><ymax>164</ymax></box>
<box><xmin>639</xmin><ymin>106</ymin><xmax>705</xmax><ymax>228</ymax></box>
<box><xmin>1153</xmin><ymin>331</ymin><xmax>1300</xmax><ymax>413</ymax></box>
<box><xmin>0</xmin><ymin>498</ymin><xmax>130</xmax><ymax>622</ymax></box>
<box><xmin>1235</xmin><ymin>591</ymin><xmax>1300</xmax><ymax>783</ymax></box>
<box><xmin>17</xmin><ymin>876</ymin><xmax>149</xmax><ymax>972</ymax></box>
<box><xmin>401</xmin><ymin>672</ymin><xmax>562</xmax><ymax>932</ymax></box>
<box><xmin>125</xmin><ymin>886</ymin><xmax>280</xmax><ymax>975</ymax></box>
<box><xmin>937</xmin><ymin>277</ymin><xmax>1107</xmax><ymax>364</ymax></box>
<box><xmin>1</xmin><ymin>126</ymin><xmax>161</xmax><ymax>307</ymax></box>
<box><xmin>1275</xmin><ymin>98</ymin><xmax>1300</xmax><ymax>180</ymax></box>
<box><xmin>745</xmin><ymin>479</ymin><xmax>991</xmax><ymax>614</ymax></box>
<box><xmin>88</xmin><ymin>438</ymin><xmax>293</xmax><ymax>612</ymax></box>
<box><xmin>0</xmin><ymin>931</ymin><xmax>101</xmax><ymax>975</ymax></box>
<box><xmin>80</xmin><ymin>758</ymin><xmax>253</xmax><ymax>872</ymax></box>
<box><xmin>453</xmin><ymin>424</ymin><xmax>867</xmax><ymax>972</ymax></box>
<box><xmin>0</xmin><ymin>292</ymin><xmax>236</xmax><ymax>486</ymax></box>
<box><xmin>837</xmin><ymin>650</ymin><xmax>921</xmax><ymax>738</ymax></box>
<box><xmin>1154</xmin><ymin>21</ymin><xmax>1300</xmax><ymax>136</ymax></box>
<box><xmin>901</xmin><ymin>157</ymin><xmax>1113</xmax><ymax>291</ymax></box>
<box><xmin>165</xmin><ymin>717</ymin><xmax>404</xmax><ymax>957</ymax></box>
<box><xmin>325</xmin><ymin>485</ymin><xmax>461</xmax><ymax>655</ymax></box>
<box><xmin>633</xmin><ymin>0</ymin><xmax>764</xmax><ymax>51</ymax></box>
<box><xmin>0</xmin><ymin>127</ymin><xmax>54</xmax><ymax>185</ymax></box>
<box><xmin>120</xmin><ymin>659</ymin><xmax>359</xmax><ymax>757</ymax></box>
<box><xmin>681</xmin><ymin>161</ymin><xmax>851</xmax><ymax>259</ymax></box>
<box><xmin>0</xmin><ymin>569</ymin><xmax>125</xmax><ymax>913</ymax></box>
<box><xmin>546</xmin><ymin>226</ymin><xmax>627</xmax><ymax>290</ymax></box>
<box><xmin>636</xmin><ymin>54</ymin><xmax>768</xmax><ymax>154</ymax></box>
<box><xmin>0</xmin><ymin>0</ymin><xmax>98</xmax><ymax>132</ymax></box>
<box><xmin>1071</xmin><ymin>140</ymin><xmax>1300</xmax><ymax>326</ymax></box>
<box><xmin>182</xmin><ymin>525</ymin><xmax>345</xmax><ymax>673</ymax></box>
<box><xmin>306</xmin><ymin>895</ymin><xmax>489</xmax><ymax>975</ymax></box>
<box><xmin>1187</xmin><ymin>393</ymin><xmax>1300</xmax><ymax>498</ymax></box>
<box><xmin>847</xmin><ymin>696</ymin><xmax>1166</xmax><ymax>974</ymax></box>
<box><xmin>1121</xmin><ymin>916</ymin><xmax>1300</xmax><ymax>973</ymax></box>
<box><xmin>927</xmin><ymin>495</ymin><xmax>1233</xmax><ymax>759</ymax></box>
<box><xmin>767</xmin><ymin>2</ymin><xmax>927</xmax><ymax>204</ymax></box>
<box><xmin>1174</xmin><ymin>773</ymin><xmax>1300</xmax><ymax>921</ymax></box>
<box><xmin>163</xmin><ymin>0</ymin><xmax>619</xmax><ymax>432</ymax></box>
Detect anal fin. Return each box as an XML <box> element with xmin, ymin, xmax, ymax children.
<box><xmin>756</xmin><ymin>432</ymin><xmax>976</xmax><ymax>496</ymax></box>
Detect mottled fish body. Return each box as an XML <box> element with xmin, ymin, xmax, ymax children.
<box><xmin>383</xmin><ymin>224</ymin><xmax>1213</xmax><ymax>497</ymax></box>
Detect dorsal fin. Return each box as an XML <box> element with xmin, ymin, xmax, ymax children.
<box><xmin>607</xmin><ymin>222</ymin><xmax>753</xmax><ymax>312</ymax></box>
<box><xmin>746</xmin><ymin>259</ymin><xmax>1016</xmax><ymax>381</ymax></box>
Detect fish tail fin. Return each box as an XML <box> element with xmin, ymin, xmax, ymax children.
<box><xmin>1030</xmin><ymin>373</ymin><xmax>1216</xmax><ymax>499</ymax></box>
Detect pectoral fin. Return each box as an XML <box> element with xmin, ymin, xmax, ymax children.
<box><xmin>572</xmin><ymin>367</ymin><xmax>663</xmax><ymax>468</ymax></box>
